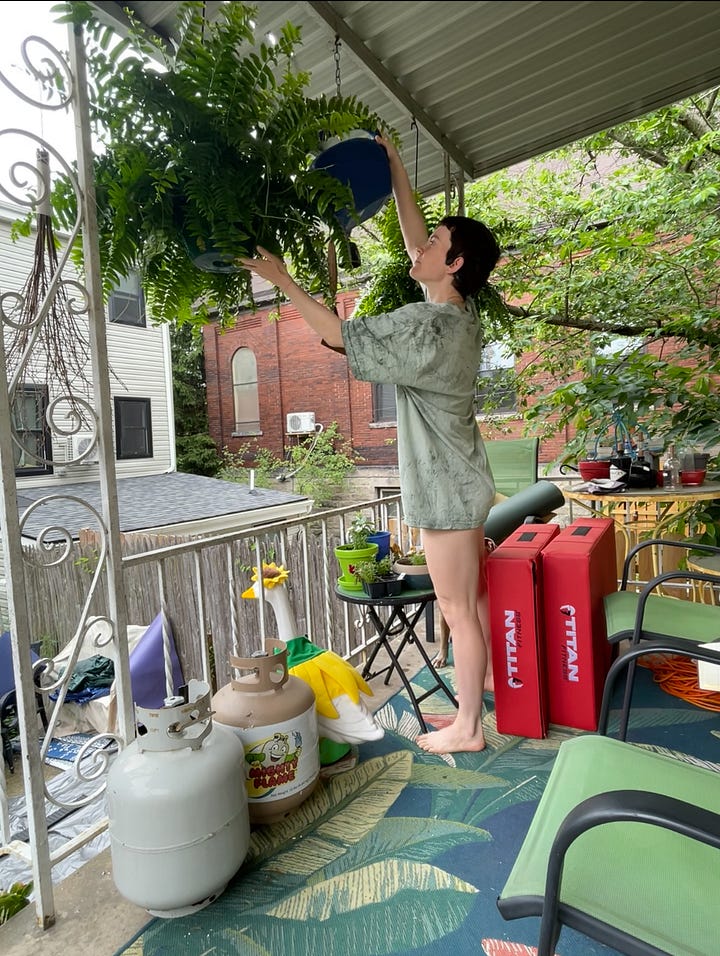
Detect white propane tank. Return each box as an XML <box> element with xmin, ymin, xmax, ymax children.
<box><xmin>106</xmin><ymin>679</ymin><xmax>250</xmax><ymax>917</ymax></box>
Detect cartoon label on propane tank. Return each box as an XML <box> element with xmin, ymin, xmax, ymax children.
<box><xmin>241</xmin><ymin>716</ymin><xmax>319</xmax><ymax>802</ymax></box>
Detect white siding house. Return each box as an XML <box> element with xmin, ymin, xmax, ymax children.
<box><xmin>0</xmin><ymin>199</ymin><xmax>175</xmax><ymax>485</ymax></box>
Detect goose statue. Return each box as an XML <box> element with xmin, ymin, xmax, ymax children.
<box><xmin>241</xmin><ymin>563</ymin><xmax>384</xmax><ymax>762</ymax></box>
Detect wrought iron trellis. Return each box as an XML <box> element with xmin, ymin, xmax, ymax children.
<box><xmin>0</xmin><ymin>24</ymin><xmax>131</xmax><ymax>928</ymax></box>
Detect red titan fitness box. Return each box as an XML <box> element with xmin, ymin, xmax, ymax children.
<box><xmin>541</xmin><ymin>517</ymin><xmax>617</xmax><ymax>731</ymax></box>
<box><xmin>487</xmin><ymin>523</ymin><xmax>561</xmax><ymax>738</ymax></box>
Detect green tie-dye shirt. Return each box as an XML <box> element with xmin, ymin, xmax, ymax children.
<box><xmin>341</xmin><ymin>300</ymin><xmax>496</xmax><ymax>530</ymax></box>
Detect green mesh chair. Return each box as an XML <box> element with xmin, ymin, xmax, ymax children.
<box><xmin>602</xmin><ymin>538</ymin><xmax>720</xmax><ymax>739</ymax></box>
<box><xmin>483</xmin><ymin>437</ymin><xmax>539</xmax><ymax>497</ymax></box>
<box><xmin>497</xmin><ymin>734</ymin><xmax>720</xmax><ymax>956</ymax></box>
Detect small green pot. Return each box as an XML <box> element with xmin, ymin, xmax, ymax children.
<box><xmin>334</xmin><ymin>543</ymin><xmax>379</xmax><ymax>590</ymax></box>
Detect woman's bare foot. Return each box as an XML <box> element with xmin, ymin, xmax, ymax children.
<box><xmin>416</xmin><ymin>722</ymin><xmax>486</xmax><ymax>754</ymax></box>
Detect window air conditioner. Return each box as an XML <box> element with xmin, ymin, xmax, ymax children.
<box><xmin>70</xmin><ymin>432</ymin><xmax>99</xmax><ymax>464</ymax></box>
<box><xmin>286</xmin><ymin>412</ymin><xmax>316</xmax><ymax>435</ymax></box>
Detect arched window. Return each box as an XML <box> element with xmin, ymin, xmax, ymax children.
<box><xmin>232</xmin><ymin>348</ymin><xmax>261</xmax><ymax>435</ymax></box>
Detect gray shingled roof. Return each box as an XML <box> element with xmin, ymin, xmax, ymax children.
<box><xmin>16</xmin><ymin>472</ymin><xmax>309</xmax><ymax>541</ymax></box>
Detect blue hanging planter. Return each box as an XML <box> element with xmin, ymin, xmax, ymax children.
<box><xmin>311</xmin><ymin>130</ymin><xmax>392</xmax><ymax>234</ymax></box>
<box><xmin>182</xmin><ymin>234</ymin><xmax>241</xmax><ymax>274</ymax></box>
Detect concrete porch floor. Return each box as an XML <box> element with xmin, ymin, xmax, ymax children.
<box><xmin>0</xmin><ymin>639</ymin><xmax>433</xmax><ymax>956</ymax></box>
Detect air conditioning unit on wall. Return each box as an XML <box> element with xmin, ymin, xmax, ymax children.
<box><xmin>70</xmin><ymin>432</ymin><xmax>99</xmax><ymax>464</ymax></box>
<box><xmin>286</xmin><ymin>412</ymin><xmax>316</xmax><ymax>435</ymax></box>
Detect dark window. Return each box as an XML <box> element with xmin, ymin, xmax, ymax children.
<box><xmin>108</xmin><ymin>273</ymin><xmax>146</xmax><ymax>327</ymax></box>
<box><xmin>373</xmin><ymin>383</ymin><xmax>396</xmax><ymax>423</ymax></box>
<box><xmin>12</xmin><ymin>385</ymin><xmax>52</xmax><ymax>476</ymax></box>
<box><xmin>114</xmin><ymin>397</ymin><xmax>152</xmax><ymax>459</ymax></box>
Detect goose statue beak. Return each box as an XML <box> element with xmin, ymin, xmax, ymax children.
<box><xmin>241</xmin><ymin>584</ymin><xmax>257</xmax><ymax>599</ymax></box>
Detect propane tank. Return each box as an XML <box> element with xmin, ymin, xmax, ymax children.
<box><xmin>106</xmin><ymin>679</ymin><xmax>250</xmax><ymax>918</ymax></box>
<box><xmin>212</xmin><ymin>638</ymin><xmax>320</xmax><ymax>824</ymax></box>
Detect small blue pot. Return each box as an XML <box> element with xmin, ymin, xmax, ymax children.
<box><xmin>367</xmin><ymin>530</ymin><xmax>391</xmax><ymax>561</ymax></box>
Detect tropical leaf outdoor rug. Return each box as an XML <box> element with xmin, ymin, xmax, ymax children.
<box><xmin>116</xmin><ymin>660</ymin><xmax>719</xmax><ymax>956</ymax></box>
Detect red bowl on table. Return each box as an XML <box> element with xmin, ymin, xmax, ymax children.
<box><xmin>578</xmin><ymin>460</ymin><xmax>611</xmax><ymax>481</ymax></box>
<box><xmin>680</xmin><ymin>469</ymin><xmax>706</xmax><ymax>486</ymax></box>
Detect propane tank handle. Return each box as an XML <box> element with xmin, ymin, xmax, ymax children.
<box><xmin>229</xmin><ymin>639</ymin><xmax>289</xmax><ymax>692</ymax></box>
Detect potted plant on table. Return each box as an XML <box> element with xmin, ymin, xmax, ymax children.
<box><xmin>391</xmin><ymin>545</ymin><xmax>433</xmax><ymax>590</ymax></box>
<box><xmin>376</xmin><ymin>554</ymin><xmax>403</xmax><ymax>596</ymax></box>
<box><xmin>49</xmin><ymin>2</ymin><xmax>390</xmax><ymax>327</ymax></box>
<box><xmin>334</xmin><ymin>512</ymin><xmax>379</xmax><ymax>590</ymax></box>
<box><xmin>352</xmin><ymin>559</ymin><xmax>387</xmax><ymax>599</ymax></box>
<box><xmin>351</xmin><ymin>554</ymin><xmax>404</xmax><ymax>598</ymax></box>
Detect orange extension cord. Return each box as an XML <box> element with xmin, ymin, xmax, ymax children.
<box><xmin>639</xmin><ymin>655</ymin><xmax>720</xmax><ymax>712</ymax></box>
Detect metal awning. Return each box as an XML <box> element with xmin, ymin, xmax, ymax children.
<box><xmin>90</xmin><ymin>1</ymin><xmax>720</xmax><ymax>196</ymax></box>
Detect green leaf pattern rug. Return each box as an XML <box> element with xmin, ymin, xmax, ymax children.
<box><xmin>117</xmin><ymin>662</ymin><xmax>719</xmax><ymax>956</ymax></box>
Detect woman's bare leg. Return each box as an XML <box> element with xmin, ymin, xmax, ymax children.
<box><xmin>416</xmin><ymin>527</ymin><xmax>488</xmax><ymax>754</ymax></box>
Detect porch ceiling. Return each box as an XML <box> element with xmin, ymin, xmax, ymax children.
<box><xmin>89</xmin><ymin>1</ymin><xmax>720</xmax><ymax>195</ymax></box>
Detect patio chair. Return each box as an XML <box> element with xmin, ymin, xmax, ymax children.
<box><xmin>601</xmin><ymin>538</ymin><xmax>720</xmax><ymax>739</ymax></box>
<box><xmin>483</xmin><ymin>436</ymin><xmax>539</xmax><ymax>498</ymax></box>
<box><xmin>496</xmin><ymin>732</ymin><xmax>720</xmax><ymax>956</ymax></box>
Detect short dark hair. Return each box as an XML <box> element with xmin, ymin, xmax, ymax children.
<box><xmin>439</xmin><ymin>215</ymin><xmax>500</xmax><ymax>299</ymax></box>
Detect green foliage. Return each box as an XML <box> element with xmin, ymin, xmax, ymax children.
<box><xmin>353</xmin><ymin>200</ymin><xmax>427</xmax><ymax>316</ymax></box>
<box><xmin>376</xmin><ymin>555</ymin><xmax>394</xmax><ymax>576</ymax></box>
<box><xmin>171</xmin><ymin>323</ymin><xmax>209</xmax><ymax>437</ymax></box>
<box><xmin>51</xmin><ymin>1</ymin><xmax>391</xmax><ymax>326</ymax></box>
<box><xmin>346</xmin><ymin>510</ymin><xmax>376</xmax><ymax>549</ymax></box>
<box><xmin>0</xmin><ymin>881</ymin><xmax>32</xmax><ymax>926</ymax></box>
<box><xmin>218</xmin><ymin>443</ymin><xmax>277</xmax><ymax>488</ymax></box>
<box><xmin>352</xmin><ymin>559</ymin><xmax>382</xmax><ymax>584</ymax></box>
<box><xmin>445</xmin><ymin>87</ymin><xmax>720</xmax><ymax>458</ymax></box>
<box><xmin>288</xmin><ymin>423</ymin><xmax>360</xmax><ymax>506</ymax></box>
<box><xmin>217</xmin><ymin>423</ymin><xmax>359</xmax><ymax>507</ymax></box>
<box><xmin>176</xmin><ymin>433</ymin><xmax>222</xmax><ymax>476</ymax></box>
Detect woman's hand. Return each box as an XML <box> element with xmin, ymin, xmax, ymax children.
<box><xmin>375</xmin><ymin>132</ymin><xmax>402</xmax><ymax>167</ymax></box>
<box><xmin>237</xmin><ymin>246</ymin><xmax>293</xmax><ymax>293</ymax></box>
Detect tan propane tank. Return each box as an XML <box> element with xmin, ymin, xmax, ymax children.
<box><xmin>212</xmin><ymin>638</ymin><xmax>320</xmax><ymax>824</ymax></box>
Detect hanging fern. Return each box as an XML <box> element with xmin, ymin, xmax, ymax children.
<box><xmin>50</xmin><ymin>1</ymin><xmax>391</xmax><ymax>327</ymax></box>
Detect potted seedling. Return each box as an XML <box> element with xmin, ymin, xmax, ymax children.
<box><xmin>376</xmin><ymin>554</ymin><xmax>402</xmax><ymax>596</ymax></box>
<box><xmin>334</xmin><ymin>512</ymin><xmax>379</xmax><ymax>590</ymax></box>
<box><xmin>352</xmin><ymin>559</ymin><xmax>387</xmax><ymax>599</ymax></box>
<box><xmin>391</xmin><ymin>545</ymin><xmax>433</xmax><ymax>590</ymax></box>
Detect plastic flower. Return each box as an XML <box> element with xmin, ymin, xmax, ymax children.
<box><xmin>249</xmin><ymin>562</ymin><xmax>290</xmax><ymax>589</ymax></box>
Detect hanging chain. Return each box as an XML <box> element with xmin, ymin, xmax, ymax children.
<box><xmin>411</xmin><ymin>117</ymin><xmax>419</xmax><ymax>192</ymax></box>
<box><xmin>334</xmin><ymin>34</ymin><xmax>342</xmax><ymax>98</ymax></box>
